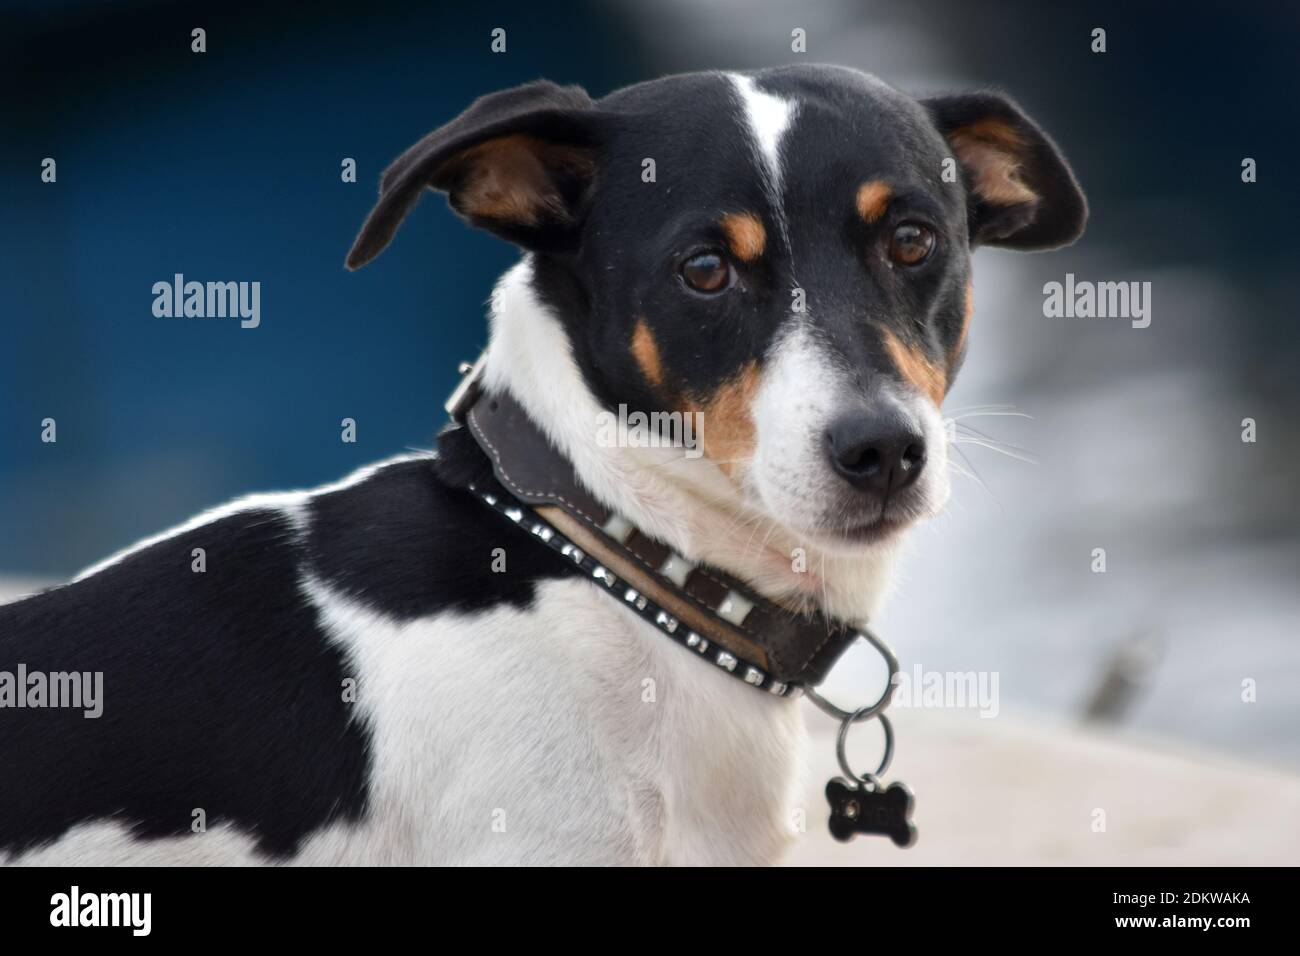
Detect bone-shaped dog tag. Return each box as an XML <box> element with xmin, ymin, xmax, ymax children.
<box><xmin>825</xmin><ymin>777</ymin><xmax>917</xmax><ymax>847</ymax></box>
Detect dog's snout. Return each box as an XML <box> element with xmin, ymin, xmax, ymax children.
<box><xmin>825</xmin><ymin>410</ymin><xmax>926</xmax><ymax>497</ymax></box>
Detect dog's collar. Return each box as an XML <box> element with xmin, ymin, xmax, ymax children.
<box><xmin>447</xmin><ymin>355</ymin><xmax>918</xmax><ymax>845</ymax></box>
<box><xmin>447</xmin><ymin>356</ymin><xmax>872</xmax><ymax>699</ymax></box>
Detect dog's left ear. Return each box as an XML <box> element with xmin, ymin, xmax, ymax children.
<box><xmin>346</xmin><ymin>80</ymin><xmax>601</xmax><ymax>269</ymax></box>
<box><xmin>923</xmin><ymin>92</ymin><xmax>1087</xmax><ymax>250</ymax></box>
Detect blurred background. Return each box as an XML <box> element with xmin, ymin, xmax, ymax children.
<box><xmin>3</xmin><ymin>0</ymin><xmax>1298</xmax><ymax>862</ymax></box>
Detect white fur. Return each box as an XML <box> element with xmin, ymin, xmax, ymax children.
<box><xmin>727</xmin><ymin>73</ymin><xmax>795</xmax><ymax>197</ymax></box>
<box><xmin>752</xmin><ymin>323</ymin><xmax>952</xmax><ymax>550</ymax></box>
<box><xmin>728</xmin><ymin>73</ymin><xmax>798</xmax><ymax>259</ymax></box>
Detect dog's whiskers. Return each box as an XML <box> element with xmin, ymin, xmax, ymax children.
<box><xmin>947</xmin><ymin>443</ymin><xmax>1000</xmax><ymax>504</ymax></box>
<box><xmin>944</xmin><ymin>404</ymin><xmax>1033</xmax><ymax>422</ymax></box>
<box><xmin>950</xmin><ymin>428</ymin><xmax>1038</xmax><ymax>465</ymax></box>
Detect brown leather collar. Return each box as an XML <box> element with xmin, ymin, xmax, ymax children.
<box><xmin>452</xmin><ymin>365</ymin><xmax>863</xmax><ymax>695</ymax></box>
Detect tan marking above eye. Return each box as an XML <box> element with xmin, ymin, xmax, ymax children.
<box><xmin>879</xmin><ymin>327</ymin><xmax>947</xmax><ymax>407</ymax></box>
<box><xmin>718</xmin><ymin>212</ymin><xmax>766</xmax><ymax>261</ymax></box>
<box><xmin>683</xmin><ymin>362</ymin><xmax>761</xmax><ymax>481</ymax></box>
<box><xmin>855</xmin><ymin>180</ymin><xmax>893</xmax><ymax>223</ymax></box>
<box><xmin>631</xmin><ymin>318</ymin><xmax>664</xmax><ymax>388</ymax></box>
<box><xmin>947</xmin><ymin>119</ymin><xmax>1038</xmax><ymax>207</ymax></box>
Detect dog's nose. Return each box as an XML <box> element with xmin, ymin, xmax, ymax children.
<box><xmin>825</xmin><ymin>410</ymin><xmax>926</xmax><ymax>496</ymax></box>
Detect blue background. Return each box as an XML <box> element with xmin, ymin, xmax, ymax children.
<box><xmin>1</xmin><ymin>0</ymin><xmax>645</xmax><ymax>574</ymax></box>
<box><xmin>4</xmin><ymin>0</ymin><xmax>1300</xmax><ymax>765</ymax></box>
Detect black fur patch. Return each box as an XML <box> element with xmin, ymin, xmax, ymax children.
<box><xmin>0</xmin><ymin>507</ymin><xmax>366</xmax><ymax>859</ymax></box>
<box><xmin>302</xmin><ymin>443</ymin><xmax>577</xmax><ymax>619</ymax></box>
<box><xmin>0</xmin><ymin>439</ymin><xmax>573</xmax><ymax>859</ymax></box>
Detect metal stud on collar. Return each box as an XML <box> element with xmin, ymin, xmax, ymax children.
<box><xmin>468</xmin><ymin>482</ymin><xmax>795</xmax><ymax>697</ymax></box>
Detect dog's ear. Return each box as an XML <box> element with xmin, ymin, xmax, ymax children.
<box><xmin>923</xmin><ymin>92</ymin><xmax>1086</xmax><ymax>250</ymax></box>
<box><xmin>346</xmin><ymin>80</ymin><xmax>600</xmax><ymax>268</ymax></box>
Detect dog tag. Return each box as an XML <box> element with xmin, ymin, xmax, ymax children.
<box><xmin>825</xmin><ymin>777</ymin><xmax>917</xmax><ymax>847</ymax></box>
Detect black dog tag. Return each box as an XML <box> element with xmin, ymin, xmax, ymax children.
<box><xmin>825</xmin><ymin>777</ymin><xmax>917</xmax><ymax>847</ymax></box>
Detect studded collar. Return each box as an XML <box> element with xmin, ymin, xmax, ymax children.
<box><xmin>444</xmin><ymin>355</ymin><xmax>875</xmax><ymax>699</ymax></box>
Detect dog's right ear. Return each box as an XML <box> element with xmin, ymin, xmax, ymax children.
<box><xmin>346</xmin><ymin>81</ymin><xmax>600</xmax><ymax>269</ymax></box>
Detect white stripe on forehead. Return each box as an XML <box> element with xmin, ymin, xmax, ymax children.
<box><xmin>727</xmin><ymin>73</ymin><xmax>796</xmax><ymax>195</ymax></box>
<box><xmin>727</xmin><ymin>73</ymin><xmax>800</xmax><ymax>291</ymax></box>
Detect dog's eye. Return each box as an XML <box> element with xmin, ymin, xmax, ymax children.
<box><xmin>887</xmin><ymin>223</ymin><xmax>935</xmax><ymax>266</ymax></box>
<box><xmin>680</xmin><ymin>251</ymin><xmax>733</xmax><ymax>294</ymax></box>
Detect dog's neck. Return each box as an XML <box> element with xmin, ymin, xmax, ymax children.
<box><xmin>481</xmin><ymin>258</ymin><xmax>900</xmax><ymax>624</ymax></box>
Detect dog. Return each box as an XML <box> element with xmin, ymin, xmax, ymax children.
<box><xmin>0</xmin><ymin>65</ymin><xmax>1084</xmax><ymax>865</ymax></box>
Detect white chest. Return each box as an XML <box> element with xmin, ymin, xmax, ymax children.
<box><xmin>316</xmin><ymin>575</ymin><xmax>807</xmax><ymax>865</ymax></box>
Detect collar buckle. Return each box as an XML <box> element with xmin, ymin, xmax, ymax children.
<box><xmin>445</xmin><ymin>351</ymin><xmax>489</xmax><ymax>423</ymax></box>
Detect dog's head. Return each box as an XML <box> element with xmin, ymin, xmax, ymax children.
<box><xmin>350</xmin><ymin>65</ymin><xmax>1085</xmax><ymax>556</ymax></box>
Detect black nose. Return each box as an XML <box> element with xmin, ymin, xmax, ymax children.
<box><xmin>825</xmin><ymin>411</ymin><xmax>926</xmax><ymax>497</ymax></box>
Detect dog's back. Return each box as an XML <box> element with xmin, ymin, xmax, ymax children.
<box><xmin>0</xmin><ymin>449</ymin><xmax>581</xmax><ymax>863</ymax></box>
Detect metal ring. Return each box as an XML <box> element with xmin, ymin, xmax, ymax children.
<box><xmin>836</xmin><ymin>710</ymin><xmax>894</xmax><ymax>784</ymax></box>
<box><xmin>804</xmin><ymin>627</ymin><xmax>900</xmax><ymax>723</ymax></box>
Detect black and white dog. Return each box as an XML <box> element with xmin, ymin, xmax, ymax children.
<box><xmin>1</xmin><ymin>65</ymin><xmax>1084</xmax><ymax>865</ymax></box>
